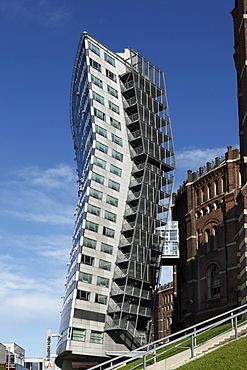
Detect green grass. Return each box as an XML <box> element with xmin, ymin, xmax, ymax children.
<box><xmin>117</xmin><ymin>320</ymin><xmax>246</xmax><ymax>370</ymax></box>
<box><xmin>178</xmin><ymin>336</ymin><xmax>247</xmax><ymax>370</ymax></box>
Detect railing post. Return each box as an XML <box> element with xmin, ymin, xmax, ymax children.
<box><xmin>143</xmin><ymin>354</ymin><xmax>146</xmax><ymax>370</ymax></box>
<box><xmin>231</xmin><ymin>312</ymin><xmax>234</xmax><ymax>328</ymax></box>
<box><xmin>191</xmin><ymin>327</ymin><xmax>196</xmax><ymax>358</ymax></box>
<box><xmin>153</xmin><ymin>348</ymin><xmax>156</xmax><ymax>363</ymax></box>
<box><xmin>234</xmin><ymin>315</ymin><xmax>238</xmax><ymax>339</ymax></box>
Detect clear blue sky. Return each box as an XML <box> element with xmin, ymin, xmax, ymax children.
<box><xmin>0</xmin><ymin>0</ymin><xmax>238</xmax><ymax>360</ymax></box>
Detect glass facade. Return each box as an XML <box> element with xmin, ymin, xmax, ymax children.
<box><xmin>56</xmin><ymin>32</ymin><xmax>175</xmax><ymax>369</ymax></box>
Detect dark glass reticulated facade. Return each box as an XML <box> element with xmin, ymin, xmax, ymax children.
<box><xmin>56</xmin><ymin>33</ymin><xmax>175</xmax><ymax>369</ymax></box>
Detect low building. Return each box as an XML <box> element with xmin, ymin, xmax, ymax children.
<box><xmin>0</xmin><ymin>343</ymin><xmax>25</xmax><ymax>370</ymax></box>
<box><xmin>151</xmin><ymin>282</ymin><xmax>174</xmax><ymax>341</ymax></box>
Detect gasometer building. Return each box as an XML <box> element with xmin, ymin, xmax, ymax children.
<box><xmin>56</xmin><ymin>32</ymin><xmax>175</xmax><ymax>369</ymax></box>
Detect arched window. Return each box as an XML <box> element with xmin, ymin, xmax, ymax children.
<box><xmin>221</xmin><ymin>176</ymin><xmax>226</xmax><ymax>192</ymax></box>
<box><xmin>214</xmin><ymin>180</ymin><xmax>219</xmax><ymax>196</ymax></box>
<box><xmin>205</xmin><ymin>229</ymin><xmax>210</xmax><ymax>252</ymax></box>
<box><xmin>201</xmin><ymin>186</ymin><xmax>205</xmax><ymax>202</ymax></box>
<box><xmin>195</xmin><ymin>189</ymin><xmax>199</xmax><ymax>205</ymax></box>
<box><xmin>207</xmin><ymin>183</ymin><xmax>212</xmax><ymax>199</ymax></box>
<box><xmin>207</xmin><ymin>264</ymin><xmax>220</xmax><ymax>299</ymax></box>
<box><xmin>212</xmin><ymin>226</ymin><xmax>218</xmax><ymax>250</ymax></box>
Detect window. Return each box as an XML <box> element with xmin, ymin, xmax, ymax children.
<box><xmin>108</xmin><ymin>101</ymin><xmax>120</xmax><ymax>114</ymax></box>
<box><xmin>207</xmin><ymin>264</ymin><xmax>220</xmax><ymax>299</ymax></box>
<box><xmin>112</xmin><ymin>149</ymin><xmax>123</xmax><ymax>162</ymax></box>
<box><xmin>79</xmin><ymin>272</ymin><xmax>93</xmax><ymax>284</ymax></box>
<box><xmin>110</xmin><ymin>164</ymin><xmax>122</xmax><ymax>177</ymax></box>
<box><xmin>106</xmin><ymin>194</ymin><xmax>119</xmax><ymax>207</ymax></box>
<box><xmin>106</xmin><ymin>69</ymin><xmax>117</xmax><ymax>82</ymax></box>
<box><xmin>99</xmin><ymin>259</ymin><xmax>111</xmax><ymax>271</ymax></box>
<box><xmin>212</xmin><ymin>226</ymin><xmax>218</xmax><ymax>250</ymax></box>
<box><xmin>222</xmin><ymin>176</ymin><xmax>226</xmax><ymax>192</ymax></box>
<box><xmin>91</xmin><ymin>74</ymin><xmax>103</xmax><ymax>88</ymax></box>
<box><xmin>83</xmin><ymin>237</ymin><xmax>96</xmax><ymax>249</ymax></box>
<box><xmin>201</xmin><ymin>186</ymin><xmax>205</xmax><ymax>202</ymax></box>
<box><xmin>94</xmin><ymin>108</ymin><xmax>105</xmax><ymax>121</ymax></box>
<box><xmin>96</xmin><ymin>141</ymin><xmax>108</xmax><ymax>154</ymax></box>
<box><xmin>90</xmin><ymin>58</ymin><xmax>101</xmax><ymax>72</ymax></box>
<box><xmin>94</xmin><ymin>156</ymin><xmax>106</xmax><ymax>169</ymax></box>
<box><xmin>87</xmin><ymin>204</ymin><xmax>101</xmax><ymax>216</ymax></box>
<box><xmin>107</xmin><ymin>85</ymin><xmax>118</xmax><ymax>98</ymax></box>
<box><xmin>207</xmin><ymin>183</ymin><xmax>212</xmax><ymax>199</ymax></box>
<box><xmin>85</xmin><ymin>220</ymin><xmax>99</xmax><ymax>233</ymax></box>
<box><xmin>105</xmin><ymin>210</ymin><xmax>117</xmax><ymax>222</ymax></box>
<box><xmin>95</xmin><ymin>293</ymin><xmax>107</xmax><ymax>305</ymax></box>
<box><xmin>111</xmin><ymin>133</ymin><xmax>122</xmax><ymax>146</ymax></box>
<box><xmin>90</xmin><ymin>331</ymin><xmax>104</xmax><ymax>344</ymax></box>
<box><xmin>214</xmin><ymin>180</ymin><xmax>219</xmax><ymax>196</ymax></box>
<box><xmin>108</xmin><ymin>179</ymin><xmax>120</xmax><ymax>192</ymax></box>
<box><xmin>93</xmin><ymin>91</ymin><xmax>104</xmax><ymax>105</ymax></box>
<box><xmin>77</xmin><ymin>290</ymin><xmax>90</xmax><ymax>301</ymax></box>
<box><xmin>72</xmin><ymin>328</ymin><xmax>86</xmax><ymax>342</ymax></box>
<box><xmin>103</xmin><ymin>226</ymin><xmax>115</xmax><ymax>238</ymax></box>
<box><xmin>104</xmin><ymin>53</ymin><xmax>115</xmax><ymax>66</ymax></box>
<box><xmin>95</xmin><ymin>124</ymin><xmax>107</xmax><ymax>138</ymax></box>
<box><xmin>89</xmin><ymin>187</ymin><xmax>103</xmax><ymax>200</ymax></box>
<box><xmin>205</xmin><ymin>229</ymin><xmax>210</xmax><ymax>252</ymax></box>
<box><xmin>97</xmin><ymin>276</ymin><xmax>109</xmax><ymax>288</ymax></box>
<box><xmin>110</xmin><ymin>117</ymin><xmax>121</xmax><ymax>130</ymax></box>
<box><xmin>92</xmin><ymin>172</ymin><xmax>104</xmax><ymax>184</ymax></box>
<box><xmin>101</xmin><ymin>242</ymin><xmax>113</xmax><ymax>254</ymax></box>
<box><xmin>88</xmin><ymin>41</ymin><xmax>100</xmax><ymax>56</ymax></box>
<box><xmin>82</xmin><ymin>254</ymin><xmax>94</xmax><ymax>266</ymax></box>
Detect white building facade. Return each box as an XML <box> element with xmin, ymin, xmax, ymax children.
<box><xmin>56</xmin><ymin>33</ymin><xmax>175</xmax><ymax>369</ymax></box>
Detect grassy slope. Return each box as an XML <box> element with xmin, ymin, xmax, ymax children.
<box><xmin>178</xmin><ymin>336</ymin><xmax>247</xmax><ymax>370</ymax></box>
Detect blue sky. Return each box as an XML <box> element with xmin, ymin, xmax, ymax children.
<box><xmin>0</xmin><ymin>0</ymin><xmax>238</xmax><ymax>360</ymax></box>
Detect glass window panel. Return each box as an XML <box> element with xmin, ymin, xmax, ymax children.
<box><xmin>90</xmin><ymin>58</ymin><xmax>101</xmax><ymax>72</ymax></box>
<box><xmin>95</xmin><ymin>125</ymin><xmax>107</xmax><ymax>138</ymax></box>
<box><xmin>106</xmin><ymin>69</ymin><xmax>117</xmax><ymax>82</ymax></box>
<box><xmin>82</xmin><ymin>254</ymin><xmax>94</xmax><ymax>266</ymax></box>
<box><xmin>104</xmin><ymin>210</ymin><xmax>117</xmax><ymax>222</ymax></box>
<box><xmin>87</xmin><ymin>204</ymin><xmax>101</xmax><ymax>216</ymax></box>
<box><xmin>93</xmin><ymin>91</ymin><xmax>104</xmax><ymax>105</ymax></box>
<box><xmin>90</xmin><ymin>331</ymin><xmax>104</xmax><ymax>344</ymax></box>
<box><xmin>99</xmin><ymin>259</ymin><xmax>111</xmax><ymax>271</ymax></box>
<box><xmin>96</xmin><ymin>141</ymin><xmax>108</xmax><ymax>154</ymax></box>
<box><xmin>110</xmin><ymin>117</ymin><xmax>121</xmax><ymax>130</ymax></box>
<box><xmin>104</xmin><ymin>53</ymin><xmax>115</xmax><ymax>66</ymax></box>
<box><xmin>85</xmin><ymin>220</ymin><xmax>99</xmax><ymax>232</ymax></box>
<box><xmin>103</xmin><ymin>226</ymin><xmax>115</xmax><ymax>238</ymax></box>
<box><xmin>77</xmin><ymin>290</ymin><xmax>90</xmax><ymax>301</ymax></box>
<box><xmin>79</xmin><ymin>272</ymin><xmax>93</xmax><ymax>284</ymax></box>
<box><xmin>97</xmin><ymin>276</ymin><xmax>109</xmax><ymax>288</ymax></box>
<box><xmin>101</xmin><ymin>242</ymin><xmax>113</xmax><ymax>254</ymax></box>
<box><xmin>112</xmin><ymin>149</ymin><xmax>123</xmax><ymax>162</ymax></box>
<box><xmin>72</xmin><ymin>328</ymin><xmax>86</xmax><ymax>342</ymax></box>
<box><xmin>108</xmin><ymin>101</ymin><xmax>120</xmax><ymax>114</ymax></box>
<box><xmin>89</xmin><ymin>188</ymin><xmax>103</xmax><ymax>200</ymax></box>
<box><xmin>111</xmin><ymin>133</ymin><xmax>122</xmax><ymax>146</ymax></box>
<box><xmin>94</xmin><ymin>108</ymin><xmax>105</xmax><ymax>121</ymax></box>
<box><xmin>92</xmin><ymin>171</ymin><xmax>104</xmax><ymax>184</ymax></box>
<box><xmin>108</xmin><ymin>179</ymin><xmax>120</xmax><ymax>192</ymax></box>
<box><xmin>106</xmin><ymin>194</ymin><xmax>119</xmax><ymax>207</ymax></box>
<box><xmin>83</xmin><ymin>237</ymin><xmax>96</xmax><ymax>249</ymax></box>
<box><xmin>94</xmin><ymin>156</ymin><xmax>106</xmax><ymax>169</ymax></box>
<box><xmin>91</xmin><ymin>74</ymin><xmax>103</xmax><ymax>88</ymax></box>
<box><xmin>107</xmin><ymin>85</ymin><xmax>118</xmax><ymax>98</ymax></box>
<box><xmin>110</xmin><ymin>164</ymin><xmax>122</xmax><ymax>177</ymax></box>
<box><xmin>88</xmin><ymin>41</ymin><xmax>100</xmax><ymax>56</ymax></box>
<box><xmin>95</xmin><ymin>293</ymin><xmax>107</xmax><ymax>305</ymax></box>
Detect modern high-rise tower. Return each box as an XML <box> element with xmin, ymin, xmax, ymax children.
<box><xmin>56</xmin><ymin>32</ymin><xmax>175</xmax><ymax>369</ymax></box>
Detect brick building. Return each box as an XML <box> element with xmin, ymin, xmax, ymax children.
<box><xmin>172</xmin><ymin>146</ymin><xmax>241</xmax><ymax>329</ymax></box>
<box><xmin>152</xmin><ymin>282</ymin><xmax>174</xmax><ymax>341</ymax></box>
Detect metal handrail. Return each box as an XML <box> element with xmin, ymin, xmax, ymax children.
<box><xmin>90</xmin><ymin>303</ymin><xmax>247</xmax><ymax>370</ymax></box>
